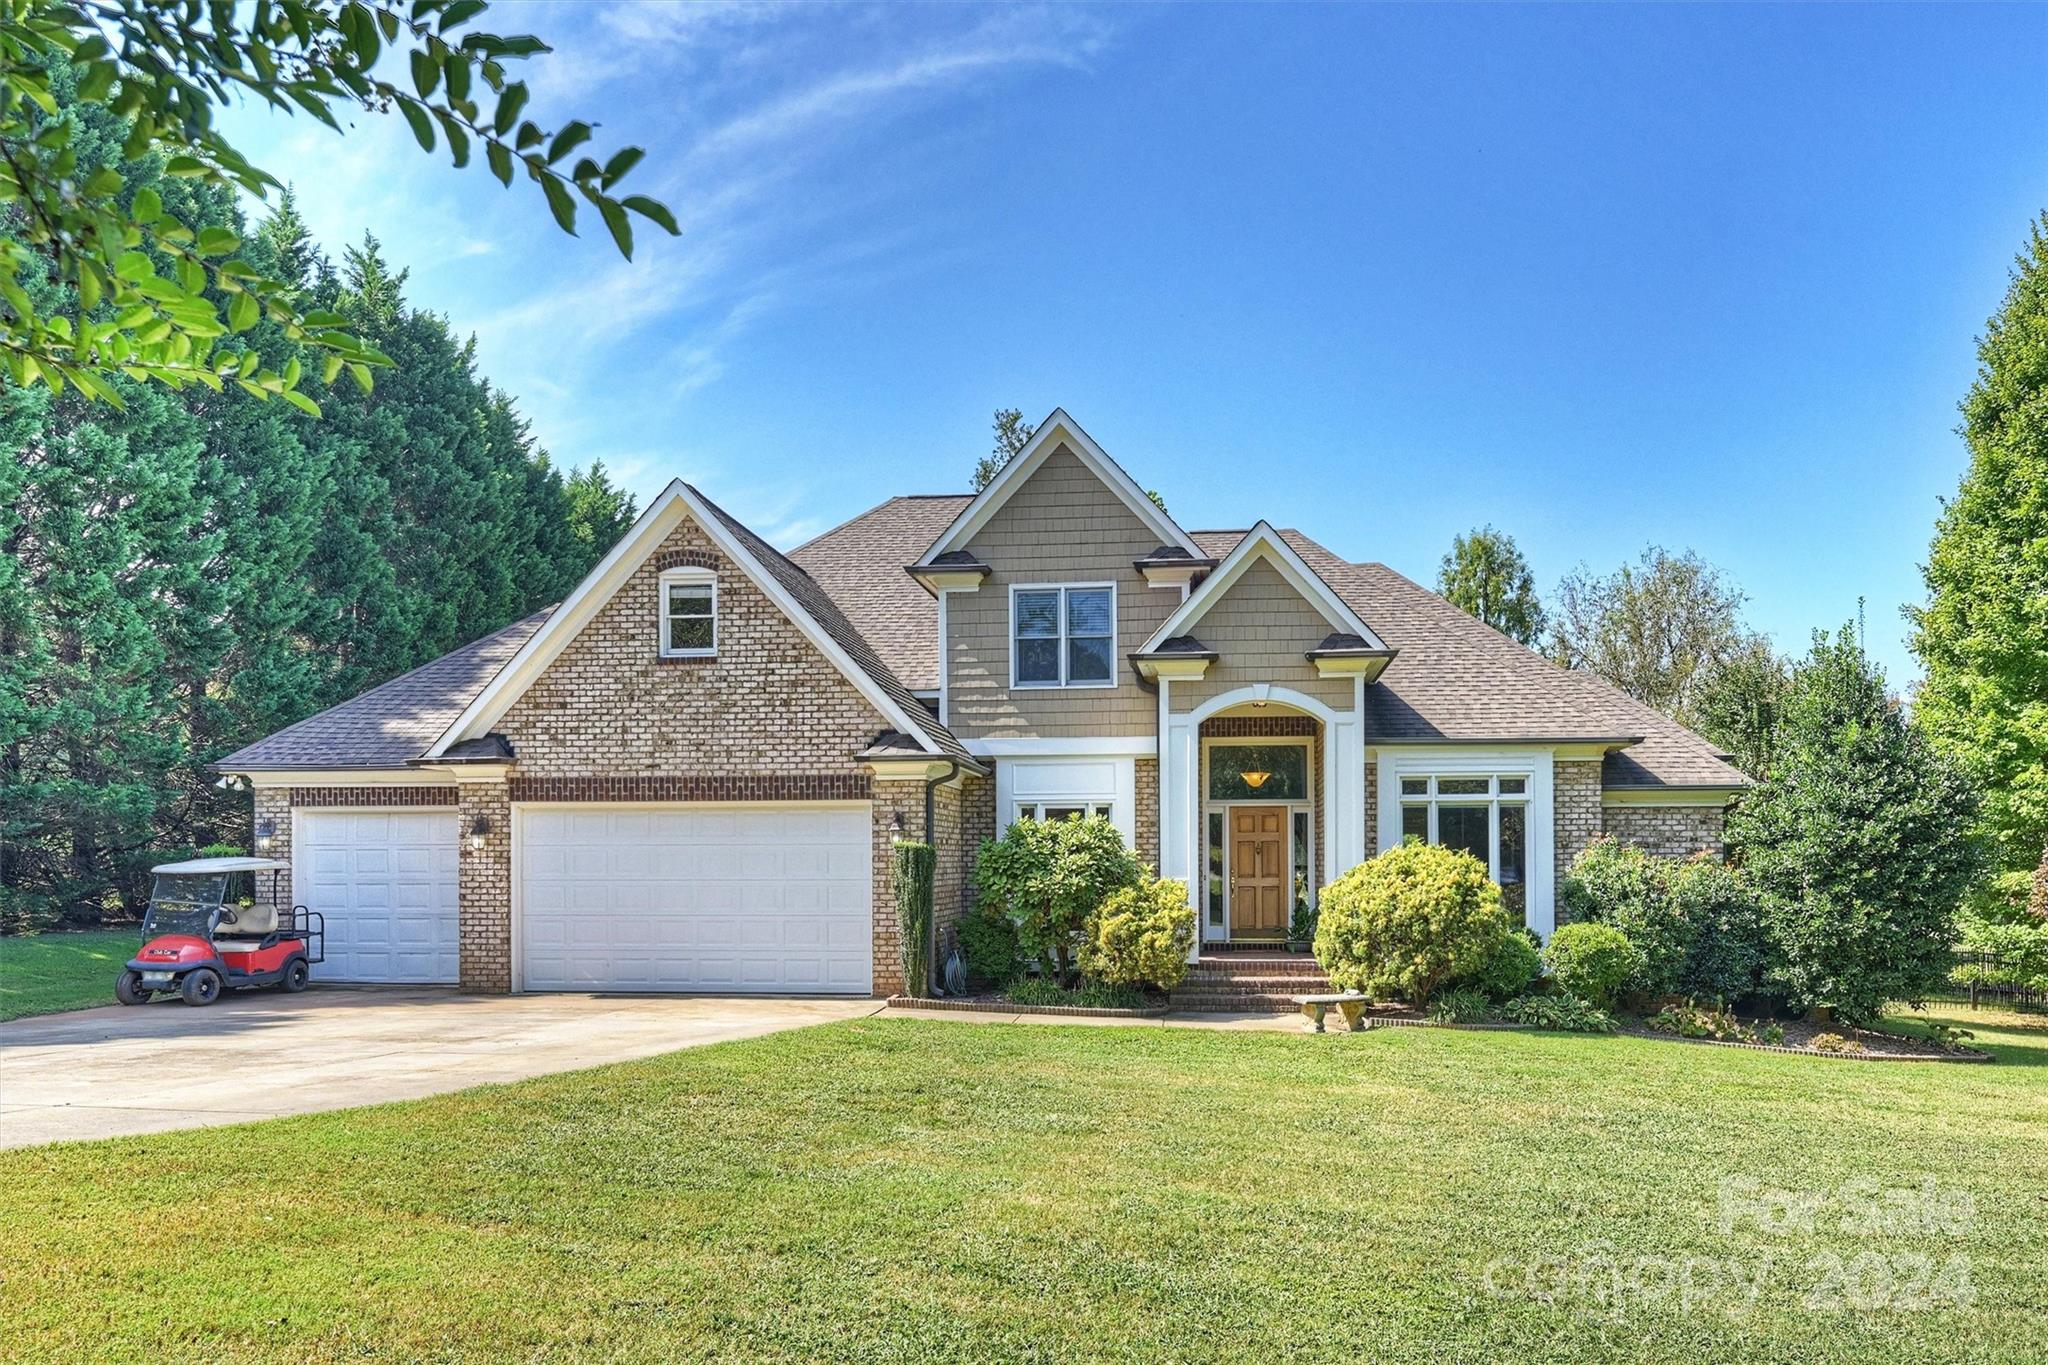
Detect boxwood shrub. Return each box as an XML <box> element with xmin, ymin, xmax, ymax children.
<box><xmin>1313</xmin><ymin>842</ymin><xmax>1508</xmax><ymax>1006</ymax></box>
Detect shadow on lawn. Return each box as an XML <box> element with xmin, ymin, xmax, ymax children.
<box><xmin>1887</xmin><ymin>1004</ymin><xmax>2048</xmax><ymax>1067</ymax></box>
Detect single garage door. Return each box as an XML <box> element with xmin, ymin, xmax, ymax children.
<box><xmin>519</xmin><ymin>805</ymin><xmax>871</xmax><ymax>994</ymax></box>
<box><xmin>296</xmin><ymin>810</ymin><xmax>460</xmax><ymax>983</ymax></box>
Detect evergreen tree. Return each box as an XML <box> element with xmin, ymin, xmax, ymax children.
<box><xmin>1728</xmin><ymin>623</ymin><xmax>1980</xmax><ymax>1023</ymax></box>
<box><xmin>971</xmin><ymin>408</ymin><xmax>1035</xmax><ymax>491</ymax></box>
<box><xmin>1910</xmin><ymin>214</ymin><xmax>2048</xmax><ymax>920</ymax></box>
<box><xmin>564</xmin><ymin>459</ymin><xmax>639</xmax><ymax>573</ymax></box>
<box><xmin>1437</xmin><ymin>526</ymin><xmax>1546</xmax><ymax>646</ymax></box>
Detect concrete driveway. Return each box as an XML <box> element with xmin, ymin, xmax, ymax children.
<box><xmin>0</xmin><ymin>987</ymin><xmax>880</xmax><ymax>1149</ymax></box>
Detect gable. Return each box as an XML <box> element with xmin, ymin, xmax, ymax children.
<box><xmin>427</xmin><ymin>481</ymin><xmax>969</xmax><ymax>765</ymax></box>
<box><xmin>964</xmin><ymin>445</ymin><xmax>1159</xmax><ymax>564</ymax></box>
<box><xmin>1144</xmin><ymin>522</ymin><xmax>1387</xmax><ymax>654</ymax></box>
<box><xmin>918</xmin><ymin>409</ymin><xmax>1198</xmax><ymax>564</ymax></box>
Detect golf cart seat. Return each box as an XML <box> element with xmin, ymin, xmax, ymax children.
<box><xmin>216</xmin><ymin>901</ymin><xmax>281</xmax><ymax>948</ymax></box>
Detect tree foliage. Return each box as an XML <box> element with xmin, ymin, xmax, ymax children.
<box><xmin>1687</xmin><ymin>635</ymin><xmax>1792</xmax><ymax>779</ymax></box>
<box><xmin>1548</xmin><ymin>545</ymin><xmax>1757</xmax><ymax>721</ymax></box>
<box><xmin>1727</xmin><ymin>623</ymin><xmax>1981</xmax><ymax>1023</ymax></box>
<box><xmin>0</xmin><ymin>3</ymin><xmax>674</xmax><ymax>407</ymax></box>
<box><xmin>0</xmin><ymin>100</ymin><xmax>634</xmax><ymax>927</ymax></box>
<box><xmin>1437</xmin><ymin>525</ymin><xmax>1545</xmax><ymax>645</ymax></box>
<box><xmin>970</xmin><ymin>407</ymin><xmax>1034</xmax><ymax>492</ymax></box>
<box><xmin>1079</xmin><ymin>872</ymin><xmax>1194</xmax><ymax>991</ymax></box>
<box><xmin>1910</xmin><ymin>213</ymin><xmax>2048</xmax><ymax>920</ymax></box>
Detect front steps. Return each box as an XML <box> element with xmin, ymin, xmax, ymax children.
<box><xmin>1171</xmin><ymin>948</ymin><xmax>1328</xmax><ymax>1013</ymax></box>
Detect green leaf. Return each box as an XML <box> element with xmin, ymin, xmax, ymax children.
<box><xmin>281</xmin><ymin>388</ymin><xmax>321</xmax><ymax>416</ymax></box>
<box><xmin>444</xmin><ymin>49</ymin><xmax>471</xmax><ymax>102</ymax></box>
<box><xmin>228</xmin><ymin>291</ymin><xmax>259</xmax><ymax>333</ymax></box>
<box><xmin>623</xmin><ymin>196</ymin><xmax>679</xmax><ymax>236</ymax></box>
<box><xmin>598</xmin><ymin>197</ymin><xmax>632</xmax><ymax>259</ymax></box>
<box><xmin>164</xmin><ymin>156</ymin><xmax>208</xmax><ymax>177</ymax></box>
<box><xmin>540</xmin><ymin>174</ymin><xmax>577</xmax><ymax>235</ymax></box>
<box><xmin>197</xmin><ymin>227</ymin><xmax>240</xmax><ymax>257</ymax></box>
<box><xmin>399</xmin><ymin>99</ymin><xmax>436</xmax><ymax>153</ymax></box>
<box><xmin>76</xmin><ymin>61</ymin><xmax>115</xmax><ymax>103</ymax></box>
<box><xmin>115</xmin><ymin>252</ymin><xmax>154</xmax><ymax>282</ymax></box>
<box><xmin>132</xmin><ymin>186</ymin><xmax>162</xmax><ymax>224</ymax></box>
<box><xmin>486</xmin><ymin>141</ymin><xmax>513</xmax><ymax>186</ymax></box>
<box><xmin>410</xmin><ymin>49</ymin><xmax>441</xmax><ymax>98</ymax></box>
<box><xmin>348</xmin><ymin>361</ymin><xmax>374</xmax><ymax>393</ymax></box>
<box><xmin>492</xmin><ymin>81</ymin><xmax>528</xmax><ymax>135</ymax></box>
<box><xmin>547</xmin><ymin>121</ymin><xmax>591</xmax><ymax>165</ymax></box>
<box><xmin>437</xmin><ymin>113</ymin><xmax>470</xmax><ymax>168</ymax></box>
<box><xmin>515</xmin><ymin>121</ymin><xmax>543</xmax><ymax>152</ymax></box>
<box><xmin>322</xmin><ymin>352</ymin><xmax>344</xmax><ymax>385</ymax></box>
<box><xmin>602</xmin><ymin>146</ymin><xmax>644</xmax><ymax>188</ymax></box>
<box><xmin>439</xmin><ymin>0</ymin><xmax>487</xmax><ymax>30</ymax></box>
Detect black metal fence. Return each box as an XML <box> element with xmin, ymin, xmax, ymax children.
<box><xmin>1934</xmin><ymin>951</ymin><xmax>2048</xmax><ymax>1011</ymax></box>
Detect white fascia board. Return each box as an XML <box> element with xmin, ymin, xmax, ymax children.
<box><xmin>965</xmin><ymin>736</ymin><xmax>1159</xmax><ymax>758</ymax></box>
<box><xmin>1140</xmin><ymin>521</ymin><xmax>1387</xmax><ymax>653</ymax></box>
<box><xmin>1602</xmin><ymin>788</ymin><xmax>1742</xmax><ymax>807</ymax></box>
<box><xmin>916</xmin><ymin>408</ymin><xmax>1200</xmax><ymax>563</ymax></box>
<box><xmin>429</xmin><ymin>480</ymin><xmax>956</xmax><ymax>764</ymax></box>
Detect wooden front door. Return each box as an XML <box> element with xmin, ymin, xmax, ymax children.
<box><xmin>1229</xmin><ymin>806</ymin><xmax>1288</xmax><ymax>936</ymax></box>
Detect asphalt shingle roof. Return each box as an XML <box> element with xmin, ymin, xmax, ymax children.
<box><xmin>788</xmin><ymin>494</ymin><xmax>970</xmax><ymax>692</ymax></box>
<box><xmin>214</xmin><ymin>609</ymin><xmax>553</xmax><ymax>769</ymax></box>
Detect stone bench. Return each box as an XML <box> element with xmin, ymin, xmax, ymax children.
<box><xmin>1298</xmin><ymin>992</ymin><xmax>1370</xmax><ymax>1033</ymax></box>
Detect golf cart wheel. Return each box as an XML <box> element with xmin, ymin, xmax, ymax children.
<box><xmin>281</xmin><ymin>957</ymin><xmax>310</xmax><ymax>992</ymax></box>
<box><xmin>180</xmin><ymin>968</ymin><xmax>223</xmax><ymax>1007</ymax></box>
<box><xmin>114</xmin><ymin>971</ymin><xmax>152</xmax><ymax>1006</ymax></box>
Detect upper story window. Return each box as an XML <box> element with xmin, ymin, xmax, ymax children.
<box><xmin>660</xmin><ymin>568</ymin><xmax>717</xmax><ymax>657</ymax></box>
<box><xmin>1012</xmin><ymin>584</ymin><xmax>1116</xmax><ymax>688</ymax></box>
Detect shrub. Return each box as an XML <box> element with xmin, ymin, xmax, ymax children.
<box><xmin>1954</xmin><ymin>918</ymin><xmax>2048</xmax><ymax>991</ymax></box>
<box><xmin>1669</xmin><ymin>856</ymin><xmax>1774</xmax><ymax>1005</ymax></box>
<box><xmin>1561</xmin><ymin>838</ymin><xmax>1692</xmax><ymax>999</ymax></box>
<box><xmin>955</xmin><ymin>906</ymin><xmax>1022</xmax><ymax>989</ymax></box>
<box><xmin>1542</xmin><ymin>922</ymin><xmax>1641</xmax><ymax>1010</ymax></box>
<box><xmin>1808</xmin><ymin>1032</ymin><xmax>1865</xmax><ymax>1055</ymax></box>
<box><xmin>1501</xmin><ymin>993</ymin><xmax>1615</xmax><ymax>1033</ymax></box>
<box><xmin>976</xmin><ymin>815</ymin><xmax>1142</xmax><ymax>980</ymax></box>
<box><xmin>1313</xmin><ymin>843</ymin><xmax>1508</xmax><ymax>1005</ymax></box>
<box><xmin>1456</xmin><ymin>928</ymin><xmax>1541</xmax><ymax>1002</ymax></box>
<box><xmin>1005</xmin><ymin>976</ymin><xmax>1147</xmax><ymax>1010</ymax></box>
<box><xmin>893</xmin><ymin>841</ymin><xmax>935</xmax><ymax>998</ymax></box>
<box><xmin>1728</xmin><ymin>623</ymin><xmax>1981</xmax><ymax>1024</ymax></box>
<box><xmin>1646</xmin><ymin>999</ymin><xmax>1767</xmax><ymax>1044</ymax></box>
<box><xmin>1430</xmin><ymin>987</ymin><xmax>1493</xmax><ymax>1024</ymax></box>
<box><xmin>1289</xmin><ymin>897</ymin><xmax>1319</xmax><ymax>945</ymax></box>
<box><xmin>1080</xmin><ymin>874</ymin><xmax>1195</xmax><ymax>992</ymax></box>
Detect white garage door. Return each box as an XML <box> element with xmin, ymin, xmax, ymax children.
<box><xmin>296</xmin><ymin>810</ymin><xmax>460</xmax><ymax>983</ymax></box>
<box><xmin>519</xmin><ymin>805</ymin><xmax>871</xmax><ymax>994</ymax></box>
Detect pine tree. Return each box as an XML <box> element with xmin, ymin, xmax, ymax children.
<box><xmin>1910</xmin><ymin>214</ymin><xmax>2048</xmax><ymax>920</ymax></box>
<box><xmin>1437</xmin><ymin>526</ymin><xmax>1546</xmax><ymax>645</ymax></box>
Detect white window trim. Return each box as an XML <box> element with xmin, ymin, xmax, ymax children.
<box><xmin>658</xmin><ymin>567</ymin><xmax>717</xmax><ymax>658</ymax></box>
<box><xmin>1009</xmin><ymin>581</ymin><xmax>1118</xmax><ymax>690</ymax></box>
<box><xmin>995</xmin><ymin>755</ymin><xmax>1135</xmax><ymax>847</ymax></box>
<box><xmin>1375</xmin><ymin>749</ymin><xmax>1554</xmax><ymax>936</ymax></box>
<box><xmin>1013</xmin><ymin>800</ymin><xmax>1115</xmax><ymax>824</ymax></box>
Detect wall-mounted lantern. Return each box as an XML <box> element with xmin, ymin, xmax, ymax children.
<box><xmin>468</xmin><ymin>814</ymin><xmax>493</xmax><ymax>851</ymax></box>
<box><xmin>254</xmin><ymin>818</ymin><xmax>276</xmax><ymax>853</ymax></box>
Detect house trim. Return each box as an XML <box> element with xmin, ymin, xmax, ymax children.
<box><xmin>916</xmin><ymin>408</ymin><xmax>1202</xmax><ymax>564</ymax></box>
<box><xmin>1373</xmin><ymin>746</ymin><xmax>1560</xmax><ymax>938</ymax></box>
<box><xmin>656</xmin><ymin>565</ymin><xmax>717</xmax><ymax>660</ymax></box>
<box><xmin>966</xmin><ymin>736</ymin><xmax>1158</xmax><ymax>757</ymax></box>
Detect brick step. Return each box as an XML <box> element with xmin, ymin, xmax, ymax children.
<box><xmin>1169</xmin><ymin>991</ymin><xmax>1306</xmax><ymax>1012</ymax></box>
<box><xmin>1192</xmin><ymin>956</ymin><xmax>1325</xmax><ymax>973</ymax></box>
<box><xmin>1181</xmin><ymin>976</ymin><xmax>1331</xmax><ymax>994</ymax></box>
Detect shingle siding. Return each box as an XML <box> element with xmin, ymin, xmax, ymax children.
<box><xmin>946</xmin><ymin>446</ymin><xmax>1181</xmax><ymax>740</ymax></box>
<box><xmin>1171</xmin><ymin>559</ymin><xmax>1355</xmax><ymax>716</ymax></box>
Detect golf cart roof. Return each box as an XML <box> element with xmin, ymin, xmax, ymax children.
<box><xmin>150</xmin><ymin>857</ymin><xmax>291</xmax><ymax>875</ymax></box>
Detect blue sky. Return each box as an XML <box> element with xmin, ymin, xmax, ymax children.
<box><xmin>221</xmin><ymin>2</ymin><xmax>2048</xmax><ymax>686</ymax></box>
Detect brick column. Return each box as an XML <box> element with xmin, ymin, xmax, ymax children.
<box><xmin>253</xmin><ymin>786</ymin><xmax>293</xmax><ymax>912</ymax></box>
<box><xmin>457</xmin><ymin>781</ymin><xmax>512</xmax><ymax>992</ymax></box>
<box><xmin>1134</xmin><ymin>758</ymin><xmax>1160</xmax><ymax>872</ymax></box>
<box><xmin>1552</xmin><ymin>759</ymin><xmax>1604</xmax><ymax>921</ymax></box>
<box><xmin>869</xmin><ymin>780</ymin><xmax>929</xmax><ymax>997</ymax></box>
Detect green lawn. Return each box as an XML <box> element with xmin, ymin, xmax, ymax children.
<box><xmin>0</xmin><ymin>928</ymin><xmax>138</xmax><ymax>1020</ymax></box>
<box><xmin>3</xmin><ymin>1008</ymin><xmax>2045</xmax><ymax>1363</ymax></box>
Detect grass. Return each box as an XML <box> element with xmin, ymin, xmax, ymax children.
<box><xmin>0</xmin><ymin>928</ymin><xmax>138</xmax><ymax>1020</ymax></box>
<box><xmin>3</xmin><ymin>1006</ymin><xmax>2045</xmax><ymax>1362</ymax></box>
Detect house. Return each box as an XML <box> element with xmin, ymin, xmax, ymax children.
<box><xmin>215</xmin><ymin>410</ymin><xmax>1746</xmax><ymax>996</ymax></box>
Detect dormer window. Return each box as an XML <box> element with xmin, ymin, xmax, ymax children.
<box><xmin>1012</xmin><ymin>583</ymin><xmax>1116</xmax><ymax>688</ymax></box>
<box><xmin>660</xmin><ymin>568</ymin><xmax>716</xmax><ymax>658</ymax></box>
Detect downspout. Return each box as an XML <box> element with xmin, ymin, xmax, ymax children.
<box><xmin>924</xmin><ymin>758</ymin><xmax>960</xmax><ymax>995</ymax></box>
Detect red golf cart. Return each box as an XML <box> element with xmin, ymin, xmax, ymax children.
<box><xmin>115</xmin><ymin>857</ymin><xmax>324</xmax><ymax>1007</ymax></box>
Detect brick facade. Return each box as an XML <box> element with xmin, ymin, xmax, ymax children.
<box><xmin>869</xmin><ymin>780</ymin><xmax>925</xmax><ymax>997</ymax></box>
<box><xmin>1135</xmin><ymin>758</ymin><xmax>1159</xmax><ymax>871</ymax></box>
<box><xmin>457</xmin><ymin>782</ymin><xmax>512</xmax><ymax>992</ymax></box>
<box><xmin>253</xmin><ymin>787</ymin><xmax>293</xmax><ymax>912</ymax></box>
<box><xmin>508</xmin><ymin>775</ymin><xmax>868</xmax><ymax>803</ymax></box>
<box><xmin>289</xmin><ymin>787</ymin><xmax>456</xmax><ymax>808</ymax></box>
<box><xmin>498</xmin><ymin>518</ymin><xmax>893</xmax><ymax>779</ymax></box>
<box><xmin>1603</xmin><ymin>803</ymin><xmax>1726</xmax><ymax>860</ymax></box>
<box><xmin>1552</xmin><ymin>759</ymin><xmax>1604</xmax><ymax>920</ymax></box>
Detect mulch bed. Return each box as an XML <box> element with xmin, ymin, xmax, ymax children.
<box><xmin>1614</xmin><ymin>1014</ymin><xmax>1992</xmax><ymax>1063</ymax></box>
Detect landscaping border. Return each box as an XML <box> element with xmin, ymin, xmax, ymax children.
<box><xmin>1618</xmin><ymin>1028</ymin><xmax>1994</xmax><ymax>1064</ymax></box>
<box><xmin>884</xmin><ymin>995</ymin><xmax>1170</xmax><ymax>1019</ymax></box>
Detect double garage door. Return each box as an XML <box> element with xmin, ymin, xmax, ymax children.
<box><xmin>519</xmin><ymin>805</ymin><xmax>872</xmax><ymax>994</ymax></box>
<box><xmin>295</xmin><ymin>803</ymin><xmax>871</xmax><ymax>994</ymax></box>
